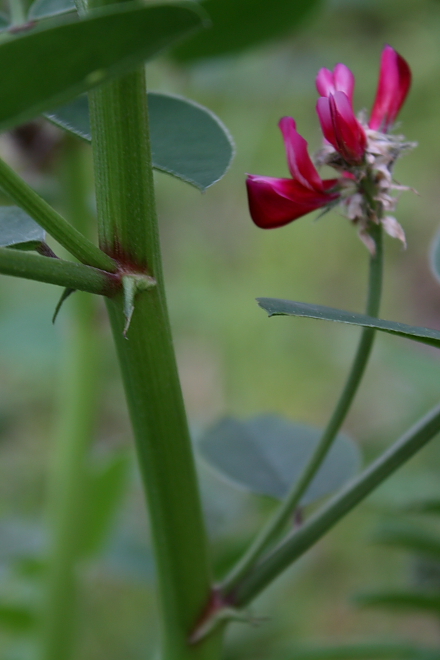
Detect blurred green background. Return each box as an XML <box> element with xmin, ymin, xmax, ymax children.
<box><xmin>1</xmin><ymin>0</ymin><xmax>440</xmax><ymax>658</ymax></box>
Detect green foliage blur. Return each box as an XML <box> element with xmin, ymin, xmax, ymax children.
<box><xmin>1</xmin><ymin>0</ymin><xmax>440</xmax><ymax>658</ymax></box>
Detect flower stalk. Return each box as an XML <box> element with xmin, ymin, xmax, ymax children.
<box><xmin>221</xmin><ymin>222</ymin><xmax>383</xmax><ymax>595</ymax></box>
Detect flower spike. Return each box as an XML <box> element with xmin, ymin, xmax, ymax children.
<box><xmin>369</xmin><ymin>45</ymin><xmax>411</xmax><ymax>131</ymax></box>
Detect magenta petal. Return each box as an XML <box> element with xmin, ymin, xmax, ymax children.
<box><xmin>278</xmin><ymin>116</ymin><xmax>323</xmax><ymax>191</ymax></box>
<box><xmin>317</xmin><ymin>96</ymin><xmax>337</xmax><ymax>146</ymax></box>
<box><xmin>331</xmin><ymin>91</ymin><xmax>366</xmax><ymax>162</ymax></box>
<box><xmin>246</xmin><ymin>175</ymin><xmax>339</xmax><ymax>229</ymax></box>
<box><xmin>316</xmin><ymin>64</ymin><xmax>355</xmax><ymax>102</ymax></box>
<box><xmin>333</xmin><ymin>64</ymin><xmax>355</xmax><ymax>103</ymax></box>
<box><xmin>316</xmin><ymin>68</ymin><xmax>335</xmax><ymax>97</ymax></box>
<box><xmin>369</xmin><ymin>45</ymin><xmax>411</xmax><ymax>131</ymax></box>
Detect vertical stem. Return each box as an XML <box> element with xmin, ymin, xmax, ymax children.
<box><xmin>222</xmin><ymin>224</ymin><xmax>383</xmax><ymax>595</ymax></box>
<box><xmin>39</xmin><ymin>140</ymin><xmax>101</xmax><ymax>660</ymax></box>
<box><xmin>89</xmin><ymin>70</ymin><xmax>220</xmax><ymax>659</ymax></box>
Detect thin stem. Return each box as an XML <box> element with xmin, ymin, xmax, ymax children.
<box><xmin>0</xmin><ymin>245</ymin><xmax>118</xmax><ymax>293</ymax></box>
<box><xmin>39</xmin><ymin>141</ymin><xmax>103</xmax><ymax>660</ymax></box>
<box><xmin>232</xmin><ymin>400</ymin><xmax>440</xmax><ymax>606</ymax></box>
<box><xmin>89</xmin><ymin>69</ymin><xmax>221</xmax><ymax>660</ymax></box>
<box><xmin>0</xmin><ymin>156</ymin><xmax>117</xmax><ymax>271</ymax></box>
<box><xmin>221</xmin><ymin>224</ymin><xmax>383</xmax><ymax>593</ymax></box>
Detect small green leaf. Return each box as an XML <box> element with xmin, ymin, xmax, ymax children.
<box><xmin>78</xmin><ymin>452</ymin><xmax>130</xmax><ymax>559</ymax></box>
<box><xmin>198</xmin><ymin>415</ymin><xmax>361</xmax><ymax>504</ymax></box>
<box><xmin>0</xmin><ymin>2</ymin><xmax>205</xmax><ymax>132</ymax></box>
<box><xmin>355</xmin><ymin>590</ymin><xmax>440</xmax><ymax>615</ymax></box>
<box><xmin>258</xmin><ymin>299</ymin><xmax>440</xmax><ymax>350</ymax></box>
<box><xmin>0</xmin><ymin>603</ymin><xmax>37</xmax><ymax>631</ymax></box>
<box><xmin>374</xmin><ymin>526</ymin><xmax>440</xmax><ymax>561</ymax></box>
<box><xmin>430</xmin><ymin>228</ymin><xmax>440</xmax><ymax>284</ymax></box>
<box><xmin>29</xmin><ymin>0</ymin><xmax>75</xmax><ymax>20</ymax></box>
<box><xmin>173</xmin><ymin>0</ymin><xmax>322</xmax><ymax>61</ymax></box>
<box><xmin>0</xmin><ymin>206</ymin><xmax>45</xmax><ymax>250</ymax></box>
<box><xmin>46</xmin><ymin>92</ymin><xmax>234</xmax><ymax>190</ymax></box>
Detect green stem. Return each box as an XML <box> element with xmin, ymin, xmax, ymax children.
<box><xmin>0</xmin><ymin>245</ymin><xmax>118</xmax><ymax>293</ymax></box>
<box><xmin>39</xmin><ymin>141</ymin><xmax>102</xmax><ymax>660</ymax></box>
<box><xmin>232</xmin><ymin>400</ymin><xmax>440</xmax><ymax>607</ymax></box>
<box><xmin>221</xmin><ymin>224</ymin><xmax>383</xmax><ymax>593</ymax></box>
<box><xmin>89</xmin><ymin>71</ymin><xmax>221</xmax><ymax>660</ymax></box>
<box><xmin>0</xmin><ymin>156</ymin><xmax>117</xmax><ymax>271</ymax></box>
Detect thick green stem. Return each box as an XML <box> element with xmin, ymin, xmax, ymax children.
<box><xmin>0</xmin><ymin>245</ymin><xmax>118</xmax><ymax>293</ymax></box>
<box><xmin>221</xmin><ymin>224</ymin><xmax>383</xmax><ymax>594</ymax></box>
<box><xmin>39</xmin><ymin>141</ymin><xmax>102</xmax><ymax>660</ymax></box>
<box><xmin>0</xmin><ymin>156</ymin><xmax>117</xmax><ymax>271</ymax></box>
<box><xmin>232</xmin><ymin>401</ymin><xmax>440</xmax><ymax>606</ymax></box>
<box><xmin>89</xmin><ymin>70</ymin><xmax>220</xmax><ymax>660</ymax></box>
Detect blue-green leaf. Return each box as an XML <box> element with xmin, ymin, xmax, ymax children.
<box><xmin>29</xmin><ymin>0</ymin><xmax>75</xmax><ymax>20</ymax></box>
<box><xmin>0</xmin><ymin>2</ymin><xmax>205</xmax><ymax>132</ymax></box>
<box><xmin>46</xmin><ymin>92</ymin><xmax>234</xmax><ymax>190</ymax></box>
<box><xmin>173</xmin><ymin>0</ymin><xmax>322</xmax><ymax>61</ymax></box>
<box><xmin>198</xmin><ymin>415</ymin><xmax>361</xmax><ymax>504</ymax></box>
<box><xmin>258</xmin><ymin>299</ymin><xmax>440</xmax><ymax>350</ymax></box>
<box><xmin>0</xmin><ymin>206</ymin><xmax>46</xmax><ymax>250</ymax></box>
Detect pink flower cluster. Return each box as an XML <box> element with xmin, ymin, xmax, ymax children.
<box><xmin>246</xmin><ymin>46</ymin><xmax>412</xmax><ymax>241</ymax></box>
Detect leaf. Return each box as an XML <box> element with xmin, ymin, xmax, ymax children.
<box><xmin>355</xmin><ymin>590</ymin><xmax>440</xmax><ymax>616</ymax></box>
<box><xmin>0</xmin><ymin>206</ymin><xmax>46</xmax><ymax>250</ymax></box>
<box><xmin>430</xmin><ymin>228</ymin><xmax>440</xmax><ymax>285</ymax></box>
<box><xmin>29</xmin><ymin>0</ymin><xmax>75</xmax><ymax>20</ymax></box>
<box><xmin>404</xmin><ymin>499</ymin><xmax>440</xmax><ymax>516</ymax></box>
<box><xmin>0</xmin><ymin>603</ymin><xmax>37</xmax><ymax>631</ymax></box>
<box><xmin>286</xmin><ymin>643</ymin><xmax>440</xmax><ymax>660</ymax></box>
<box><xmin>0</xmin><ymin>1</ymin><xmax>205</xmax><ymax>132</ymax></box>
<box><xmin>198</xmin><ymin>415</ymin><xmax>361</xmax><ymax>504</ymax></box>
<box><xmin>257</xmin><ymin>299</ymin><xmax>440</xmax><ymax>350</ymax></box>
<box><xmin>172</xmin><ymin>0</ymin><xmax>322</xmax><ymax>61</ymax></box>
<box><xmin>46</xmin><ymin>91</ymin><xmax>234</xmax><ymax>190</ymax></box>
<box><xmin>374</xmin><ymin>526</ymin><xmax>440</xmax><ymax>562</ymax></box>
<box><xmin>78</xmin><ymin>452</ymin><xmax>130</xmax><ymax>559</ymax></box>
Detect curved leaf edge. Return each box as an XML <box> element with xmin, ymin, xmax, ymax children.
<box><xmin>257</xmin><ymin>298</ymin><xmax>440</xmax><ymax>350</ymax></box>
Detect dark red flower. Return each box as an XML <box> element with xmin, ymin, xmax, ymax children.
<box><xmin>246</xmin><ymin>117</ymin><xmax>339</xmax><ymax>229</ymax></box>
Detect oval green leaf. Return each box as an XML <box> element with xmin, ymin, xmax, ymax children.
<box><xmin>198</xmin><ymin>415</ymin><xmax>361</xmax><ymax>504</ymax></box>
<box><xmin>173</xmin><ymin>0</ymin><xmax>322</xmax><ymax>61</ymax></box>
<box><xmin>258</xmin><ymin>298</ymin><xmax>440</xmax><ymax>350</ymax></box>
<box><xmin>29</xmin><ymin>0</ymin><xmax>75</xmax><ymax>20</ymax></box>
<box><xmin>0</xmin><ymin>1</ymin><xmax>205</xmax><ymax>132</ymax></box>
<box><xmin>0</xmin><ymin>206</ymin><xmax>46</xmax><ymax>250</ymax></box>
<box><xmin>45</xmin><ymin>92</ymin><xmax>234</xmax><ymax>190</ymax></box>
